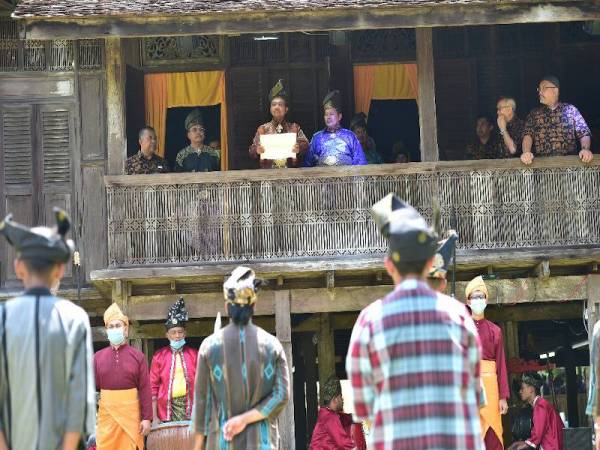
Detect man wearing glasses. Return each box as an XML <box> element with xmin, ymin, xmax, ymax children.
<box><xmin>521</xmin><ymin>75</ymin><xmax>593</xmax><ymax>165</ymax></box>
<box><xmin>496</xmin><ymin>97</ymin><xmax>525</xmax><ymax>157</ymax></box>
<box><xmin>149</xmin><ymin>298</ymin><xmax>198</xmax><ymax>426</ymax></box>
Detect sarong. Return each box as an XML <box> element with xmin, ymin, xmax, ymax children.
<box><xmin>480</xmin><ymin>360</ymin><xmax>503</xmax><ymax>445</ymax></box>
<box><xmin>97</xmin><ymin>388</ymin><xmax>145</xmax><ymax>450</ymax></box>
<box><xmin>170</xmin><ymin>395</ymin><xmax>187</xmax><ymax>422</ymax></box>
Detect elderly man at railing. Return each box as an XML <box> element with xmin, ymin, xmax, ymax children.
<box><xmin>521</xmin><ymin>75</ymin><xmax>593</xmax><ymax>165</ymax></box>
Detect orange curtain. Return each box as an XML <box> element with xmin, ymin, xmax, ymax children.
<box><xmin>144</xmin><ymin>70</ymin><xmax>228</xmax><ymax>170</ymax></box>
<box><xmin>353</xmin><ymin>63</ymin><xmax>418</xmax><ymax>116</ymax></box>
<box><xmin>353</xmin><ymin>65</ymin><xmax>375</xmax><ymax>116</ymax></box>
<box><xmin>144</xmin><ymin>73</ymin><xmax>168</xmax><ymax>157</ymax></box>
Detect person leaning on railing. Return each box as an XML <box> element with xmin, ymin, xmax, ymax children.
<box><xmin>520</xmin><ymin>75</ymin><xmax>593</xmax><ymax>165</ymax></box>
<box><xmin>496</xmin><ymin>96</ymin><xmax>525</xmax><ymax>157</ymax></box>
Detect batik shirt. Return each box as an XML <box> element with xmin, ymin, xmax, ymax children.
<box><xmin>346</xmin><ymin>279</ymin><xmax>483</xmax><ymax>450</ymax></box>
<box><xmin>125</xmin><ymin>151</ymin><xmax>170</xmax><ymax>174</ymax></box>
<box><xmin>175</xmin><ymin>145</ymin><xmax>220</xmax><ymax>172</ymax></box>
<box><xmin>495</xmin><ymin>116</ymin><xmax>525</xmax><ymax>158</ymax></box>
<box><xmin>192</xmin><ymin>322</ymin><xmax>289</xmax><ymax>449</ymax></box>
<box><xmin>304</xmin><ymin>127</ymin><xmax>367</xmax><ymax>167</ymax></box>
<box><xmin>466</xmin><ymin>136</ymin><xmax>500</xmax><ymax>160</ymax></box>
<box><xmin>0</xmin><ymin>288</ymin><xmax>96</xmax><ymax>450</ymax></box>
<box><xmin>249</xmin><ymin>120</ymin><xmax>309</xmax><ymax>169</ymax></box>
<box><xmin>524</xmin><ymin>102</ymin><xmax>591</xmax><ymax>156</ymax></box>
<box><xmin>586</xmin><ymin>320</ymin><xmax>600</xmax><ymax>416</ymax></box>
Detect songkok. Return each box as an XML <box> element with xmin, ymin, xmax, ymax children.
<box><xmin>370</xmin><ymin>193</ymin><xmax>438</xmax><ymax>263</ymax></box>
<box><xmin>465</xmin><ymin>275</ymin><xmax>488</xmax><ymax>300</ymax></box>
<box><xmin>165</xmin><ymin>297</ymin><xmax>188</xmax><ymax>329</ymax></box>
<box><xmin>540</xmin><ymin>75</ymin><xmax>560</xmax><ymax>89</ymax></box>
<box><xmin>0</xmin><ymin>207</ymin><xmax>74</xmax><ymax>263</ymax></box>
<box><xmin>349</xmin><ymin>112</ymin><xmax>367</xmax><ymax>131</ymax></box>
<box><xmin>322</xmin><ymin>376</ymin><xmax>342</xmax><ymax>405</ymax></box>
<box><xmin>223</xmin><ymin>266</ymin><xmax>262</xmax><ymax>306</ymax></box>
<box><xmin>104</xmin><ymin>303</ymin><xmax>129</xmax><ymax>326</ymax></box>
<box><xmin>323</xmin><ymin>90</ymin><xmax>342</xmax><ymax>112</ymax></box>
<box><xmin>268</xmin><ymin>79</ymin><xmax>288</xmax><ymax>103</ymax></box>
<box><xmin>185</xmin><ymin>108</ymin><xmax>204</xmax><ymax>131</ymax></box>
<box><xmin>428</xmin><ymin>230</ymin><xmax>458</xmax><ymax>279</ymax></box>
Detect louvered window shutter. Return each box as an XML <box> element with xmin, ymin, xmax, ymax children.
<box><xmin>2</xmin><ymin>106</ymin><xmax>33</xmax><ymax>185</ymax></box>
<box><xmin>41</xmin><ymin>107</ymin><xmax>71</xmax><ymax>185</ymax></box>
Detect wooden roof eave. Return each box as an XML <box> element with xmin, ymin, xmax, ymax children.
<box><xmin>14</xmin><ymin>1</ymin><xmax>600</xmax><ymax>40</ymax></box>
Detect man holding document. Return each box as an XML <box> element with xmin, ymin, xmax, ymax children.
<box><xmin>249</xmin><ymin>79</ymin><xmax>309</xmax><ymax>169</ymax></box>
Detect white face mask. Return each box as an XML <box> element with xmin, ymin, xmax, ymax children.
<box><xmin>470</xmin><ymin>298</ymin><xmax>487</xmax><ymax>315</ymax></box>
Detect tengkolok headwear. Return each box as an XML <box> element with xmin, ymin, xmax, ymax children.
<box><xmin>322</xmin><ymin>376</ymin><xmax>343</xmax><ymax>404</ymax></box>
<box><xmin>223</xmin><ymin>266</ymin><xmax>262</xmax><ymax>306</ymax></box>
<box><xmin>103</xmin><ymin>303</ymin><xmax>129</xmax><ymax>327</ymax></box>
<box><xmin>370</xmin><ymin>193</ymin><xmax>438</xmax><ymax>263</ymax></box>
<box><xmin>268</xmin><ymin>79</ymin><xmax>288</xmax><ymax>103</ymax></box>
<box><xmin>323</xmin><ymin>90</ymin><xmax>342</xmax><ymax>112</ymax></box>
<box><xmin>165</xmin><ymin>297</ymin><xmax>188</xmax><ymax>329</ymax></box>
<box><xmin>0</xmin><ymin>207</ymin><xmax>74</xmax><ymax>263</ymax></box>
<box><xmin>428</xmin><ymin>230</ymin><xmax>458</xmax><ymax>279</ymax></box>
<box><xmin>465</xmin><ymin>275</ymin><xmax>488</xmax><ymax>300</ymax></box>
<box><xmin>185</xmin><ymin>108</ymin><xmax>204</xmax><ymax>131</ymax></box>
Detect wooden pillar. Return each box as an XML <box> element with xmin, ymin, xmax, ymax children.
<box><xmin>562</xmin><ymin>334</ymin><xmax>580</xmax><ymax>427</ymax></box>
<box><xmin>275</xmin><ymin>290</ymin><xmax>295</xmax><ymax>450</ymax></box>
<box><xmin>416</xmin><ymin>28</ymin><xmax>439</xmax><ymax>162</ymax></box>
<box><xmin>292</xmin><ymin>336</ymin><xmax>307</xmax><ymax>450</ymax></box>
<box><xmin>502</xmin><ymin>321</ymin><xmax>519</xmax><ymax>447</ymax></box>
<box><xmin>304</xmin><ymin>333</ymin><xmax>319</xmax><ymax>442</ymax></box>
<box><xmin>318</xmin><ymin>313</ymin><xmax>335</xmax><ymax>405</ymax></box>
<box><xmin>105</xmin><ymin>37</ymin><xmax>127</xmax><ymax>175</ymax></box>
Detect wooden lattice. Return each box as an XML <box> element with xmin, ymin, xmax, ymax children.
<box><xmin>105</xmin><ymin>158</ymin><xmax>600</xmax><ymax>267</ymax></box>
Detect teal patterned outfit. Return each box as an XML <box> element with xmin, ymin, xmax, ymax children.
<box><xmin>192</xmin><ymin>322</ymin><xmax>289</xmax><ymax>449</ymax></box>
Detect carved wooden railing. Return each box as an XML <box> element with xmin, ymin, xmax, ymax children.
<box><xmin>105</xmin><ymin>156</ymin><xmax>600</xmax><ymax>267</ymax></box>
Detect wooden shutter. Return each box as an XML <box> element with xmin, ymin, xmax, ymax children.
<box><xmin>2</xmin><ymin>106</ymin><xmax>33</xmax><ymax>185</ymax></box>
<box><xmin>1</xmin><ymin>105</ymin><xmax>34</xmax><ymax>284</ymax></box>
<box><xmin>41</xmin><ymin>107</ymin><xmax>71</xmax><ymax>185</ymax></box>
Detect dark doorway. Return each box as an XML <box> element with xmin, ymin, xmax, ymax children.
<box><xmin>164</xmin><ymin>105</ymin><xmax>221</xmax><ymax>170</ymax></box>
<box><xmin>367</xmin><ymin>99</ymin><xmax>420</xmax><ymax>163</ymax></box>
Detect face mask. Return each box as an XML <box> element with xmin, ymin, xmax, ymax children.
<box><xmin>107</xmin><ymin>328</ymin><xmax>125</xmax><ymax>346</ymax></box>
<box><xmin>170</xmin><ymin>339</ymin><xmax>186</xmax><ymax>350</ymax></box>
<box><xmin>470</xmin><ymin>298</ymin><xmax>487</xmax><ymax>315</ymax></box>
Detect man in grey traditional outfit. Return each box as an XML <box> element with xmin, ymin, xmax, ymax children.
<box><xmin>192</xmin><ymin>266</ymin><xmax>290</xmax><ymax>450</ymax></box>
<box><xmin>0</xmin><ymin>208</ymin><xmax>95</xmax><ymax>450</ymax></box>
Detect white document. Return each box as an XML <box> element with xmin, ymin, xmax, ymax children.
<box><xmin>260</xmin><ymin>132</ymin><xmax>296</xmax><ymax>160</ymax></box>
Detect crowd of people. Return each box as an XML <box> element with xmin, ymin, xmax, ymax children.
<box><xmin>3</xmin><ymin>194</ymin><xmax>589</xmax><ymax>450</ymax></box>
<box><xmin>125</xmin><ymin>74</ymin><xmax>593</xmax><ymax>175</ymax></box>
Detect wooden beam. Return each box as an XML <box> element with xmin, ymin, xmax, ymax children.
<box><xmin>317</xmin><ymin>314</ymin><xmax>335</xmax><ymax>405</ymax></box>
<box><xmin>100</xmin><ymin>276</ymin><xmax>589</xmax><ymax>321</ymax></box>
<box><xmin>105</xmin><ymin>37</ymin><xmax>127</xmax><ymax>175</ymax></box>
<box><xmin>416</xmin><ymin>27</ymin><xmax>439</xmax><ymax>162</ymax></box>
<box><xmin>21</xmin><ymin>2</ymin><xmax>600</xmax><ymax>40</ymax></box>
<box><xmin>275</xmin><ymin>290</ymin><xmax>295</xmax><ymax>450</ymax></box>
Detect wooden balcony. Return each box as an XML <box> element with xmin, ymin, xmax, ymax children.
<box><xmin>103</xmin><ymin>156</ymin><xmax>600</xmax><ymax>271</ymax></box>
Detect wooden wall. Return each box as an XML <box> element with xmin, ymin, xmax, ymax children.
<box><xmin>0</xmin><ymin>71</ymin><xmax>107</xmax><ymax>288</ymax></box>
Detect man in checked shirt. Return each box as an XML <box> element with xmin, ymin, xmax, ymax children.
<box><xmin>346</xmin><ymin>193</ymin><xmax>483</xmax><ymax>450</ymax></box>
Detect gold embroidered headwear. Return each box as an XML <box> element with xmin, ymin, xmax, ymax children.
<box><xmin>465</xmin><ymin>275</ymin><xmax>488</xmax><ymax>300</ymax></box>
<box><xmin>104</xmin><ymin>303</ymin><xmax>129</xmax><ymax>326</ymax></box>
<box><xmin>223</xmin><ymin>266</ymin><xmax>262</xmax><ymax>306</ymax></box>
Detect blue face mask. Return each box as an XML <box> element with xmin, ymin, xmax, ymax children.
<box><xmin>170</xmin><ymin>339</ymin><xmax>186</xmax><ymax>350</ymax></box>
<box><xmin>107</xmin><ymin>328</ymin><xmax>125</xmax><ymax>346</ymax></box>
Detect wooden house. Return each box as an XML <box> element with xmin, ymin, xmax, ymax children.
<box><xmin>1</xmin><ymin>0</ymin><xmax>600</xmax><ymax>447</ymax></box>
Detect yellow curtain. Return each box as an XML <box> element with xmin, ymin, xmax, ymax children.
<box><xmin>144</xmin><ymin>70</ymin><xmax>228</xmax><ymax>170</ymax></box>
<box><xmin>144</xmin><ymin>73</ymin><xmax>168</xmax><ymax>157</ymax></box>
<box><xmin>353</xmin><ymin>63</ymin><xmax>418</xmax><ymax>116</ymax></box>
<box><xmin>353</xmin><ymin>65</ymin><xmax>376</xmax><ymax>116</ymax></box>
